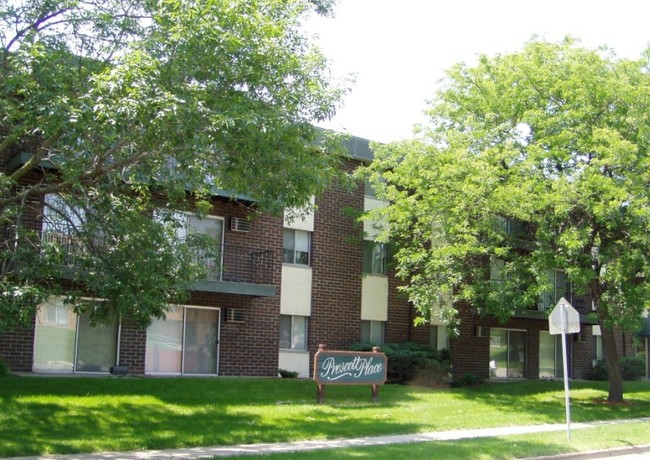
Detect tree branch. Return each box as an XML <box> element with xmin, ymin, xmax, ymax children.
<box><xmin>8</xmin><ymin>131</ymin><xmax>63</xmax><ymax>182</ymax></box>
<box><xmin>4</xmin><ymin>7</ymin><xmax>73</xmax><ymax>53</ymax></box>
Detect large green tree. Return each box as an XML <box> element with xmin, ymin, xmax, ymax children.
<box><xmin>364</xmin><ymin>39</ymin><xmax>650</xmax><ymax>402</ymax></box>
<box><xmin>0</xmin><ymin>0</ymin><xmax>347</xmax><ymax>330</ymax></box>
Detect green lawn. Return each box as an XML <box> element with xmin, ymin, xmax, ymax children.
<box><xmin>0</xmin><ymin>376</ymin><xmax>649</xmax><ymax>457</ymax></box>
<box><xmin>233</xmin><ymin>421</ymin><xmax>650</xmax><ymax>459</ymax></box>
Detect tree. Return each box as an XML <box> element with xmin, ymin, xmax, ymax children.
<box><xmin>363</xmin><ymin>39</ymin><xmax>650</xmax><ymax>402</ymax></box>
<box><xmin>0</xmin><ymin>0</ymin><xmax>348</xmax><ymax>330</ymax></box>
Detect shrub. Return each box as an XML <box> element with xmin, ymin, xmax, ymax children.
<box><xmin>621</xmin><ymin>356</ymin><xmax>645</xmax><ymax>381</ymax></box>
<box><xmin>0</xmin><ymin>357</ymin><xmax>8</xmax><ymax>377</ymax></box>
<box><xmin>450</xmin><ymin>373</ymin><xmax>483</xmax><ymax>387</ymax></box>
<box><xmin>278</xmin><ymin>369</ymin><xmax>299</xmax><ymax>379</ymax></box>
<box><xmin>349</xmin><ymin>342</ymin><xmax>451</xmax><ymax>385</ymax></box>
<box><xmin>590</xmin><ymin>360</ymin><xmax>608</xmax><ymax>381</ymax></box>
<box><xmin>590</xmin><ymin>356</ymin><xmax>646</xmax><ymax>381</ymax></box>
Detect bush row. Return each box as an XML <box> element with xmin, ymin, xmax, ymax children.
<box><xmin>349</xmin><ymin>342</ymin><xmax>451</xmax><ymax>385</ymax></box>
<box><xmin>590</xmin><ymin>356</ymin><xmax>645</xmax><ymax>381</ymax></box>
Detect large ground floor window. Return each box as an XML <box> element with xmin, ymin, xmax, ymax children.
<box><xmin>489</xmin><ymin>328</ymin><xmax>526</xmax><ymax>379</ymax></box>
<box><xmin>145</xmin><ymin>306</ymin><xmax>221</xmax><ymax>375</ymax></box>
<box><xmin>539</xmin><ymin>331</ymin><xmax>572</xmax><ymax>379</ymax></box>
<box><xmin>33</xmin><ymin>298</ymin><xmax>119</xmax><ymax>373</ymax></box>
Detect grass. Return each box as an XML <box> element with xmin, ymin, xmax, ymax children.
<box><xmin>233</xmin><ymin>421</ymin><xmax>650</xmax><ymax>459</ymax></box>
<box><xmin>0</xmin><ymin>376</ymin><xmax>648</xmax><ymax>457</ymax></box>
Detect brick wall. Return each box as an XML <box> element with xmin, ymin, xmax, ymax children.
<box><xmin>119</xmin><ymin>320</ymin><xmax>147</xmax><ymax>375</ymax></box>
<box><xmin>309</xmin><ymin>169</ymin><xmax>365</xmax><ymax>353</ymax></box>
<box><xmin>0</xmin><ymin>320</ymin><xmax>35</xmax><ymax>372</ymax></box>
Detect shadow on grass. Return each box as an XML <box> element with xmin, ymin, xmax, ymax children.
<box><xmin>438</xmin><ymin>379</ymin><xmax>650</xmax><ymax>424</ymax></box>
<box><xmin>1</xmin><ymin>376</ymin><xmax>648</xmax><ymax>457</ymax></box>
<box><xmin>0</xmin><ymin>376</ymin><xmax>423</xmax><ymax>457</ymax></box>
<box><xmin>230</xmin><ymin>436</ymin><xmax>577</xmax><ymax>460</ymax></box>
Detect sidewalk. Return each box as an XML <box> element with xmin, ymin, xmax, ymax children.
<box><xmin>6</xmin><ymin>418</ymin><xmax>650</xmax><ymax>460</ymax></box>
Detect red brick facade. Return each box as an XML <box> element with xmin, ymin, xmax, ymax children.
<box><xmin>0</xmin><ymin>322</ymin><xmax>35</xmax><ymax>372</ymax></box>
<box><xmin>0</xmin><ymin>137</ymin><xmax>643</xmax><ymax>382</ymax></box>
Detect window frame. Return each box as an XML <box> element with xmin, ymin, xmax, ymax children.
<box><xmin>283</xmin><ymin>229</ymin><xmax>311</xmax><ymax>266</ymax></box>
<box><xmin>363</xmin><ymin>240</ymin><xmax>387</xmax><ymax>275</ymax></box>
<box><xmin>360</xmin><ymin>319</ymin><xmax>385</xmax><ymax>344</ymax></box>
<box><xmin>279</xmin><ymin>314</ymin><xmax>308</xmax><ymax>351</ymax></box>
<box><xmin>33</xmin><ymin>297</ymin><xmax>120</xmax><ymax>374</ymax></box>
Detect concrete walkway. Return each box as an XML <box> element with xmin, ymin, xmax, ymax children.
<box><xmin>7</xmin><ymin>418</ymin><xmax>650</xmax><ymax>460</ymax></box>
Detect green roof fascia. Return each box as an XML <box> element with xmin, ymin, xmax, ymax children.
<box><xmin>513</xmin><ymin>309</ymin><xmax>599</xmax><ymax>325</ymax></box>
<box><xmin>6</xmin><ymin>152</ymin><xmax>254</xmax><ymax>202</ymax></box>
<box><xmin>7</xmin><ymin>131</ymin><xmax>378</xmax><ymax>200</ymax></box>
<box><xmin>343</xmin><ymin>134</ymin><xmax>375</xmax><ymax>162</ymax></box>
<box><xmin>5</xmin><ymin>152</ymin><xmax>58</xmax><ymax>172</ymax></box>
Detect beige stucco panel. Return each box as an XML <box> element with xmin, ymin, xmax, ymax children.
<box><xmin>278</xmin><ymin>351</ymin><xmax>311</xmax><ymax>378</ymax></box>
<box><xmin>361</xmin><ymin>275</ymin><xmax>388</xmax><ymax>321</ymax></box>
<box><xmin>281</xmin><ymin>265</ymin><xmax>312</xmax><ymax>316</ymax></box>
<box><xmin>284</xmin><ymin>196</ymin><xmax>315</xmax><ymax>232</ymax></box>
<box><xmin>363</xmin><ymin>197</ymin><xmax>388</xmax><ymax>240</ymax></box>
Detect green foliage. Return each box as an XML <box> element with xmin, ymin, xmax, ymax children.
<box><xmin>450</xmin><ymin>373</ymin><xmax>484</xmax><ymax>387</ymax></box>
<box><xmin>362</xmin><ymin>38</ymin><xmax>650</xmax><ymax>401</ymax></box>
<box><xmin>590</xmin><ymin>356</ymin><xmax>645</xmax><ymax>381</ymax></box>
<box><xmin>620</xmin><ymin>357</ymin><xmax>645</xmax><ymax>381</ymax></box>
<box><xmin>0</xmin><ymin>356</ymin><xmax>8</xmax><ymax>376</ymax></box>
<box><xmin>0</xmin><ymin>0</ymin><xmax>349</xmax><ymax>330</ymax></box>
<box><xmin>590</xmin><ymin>360</ymin><xmax>608</xmax><ymax>381</ymax></box>
<box><xmin>278</xmin><ymin>369</ymin><xmax>299</xmax><ymax>379</ymax></box>
<box><xmin>350</xmin><ymin>342</ymin><xmax>451</xmax><ymax>385</ymax></box>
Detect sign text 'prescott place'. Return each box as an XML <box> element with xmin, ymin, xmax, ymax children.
<box><xmin>314</xmin><ymin>350</ymin><xmax>387</xmax><ymax>385</ymax></box>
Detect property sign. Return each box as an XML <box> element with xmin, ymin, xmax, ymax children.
<box><xmin>314</xmin><ymin>350</ymin><xmax>387</xmax><ymax>385</ymax></box>
<box><xmin>313</xmin><ymin>345</ymin><xmax>387</xmax><ymax>403</ymax></box>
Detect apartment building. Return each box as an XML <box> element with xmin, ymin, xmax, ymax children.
<box><xmin>1</xmin><ymin>135</ymin><xmax>645</xmax><ymax>380</ymax></box>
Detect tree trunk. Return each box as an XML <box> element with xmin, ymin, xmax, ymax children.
<box><xmin>596</xmin><ymin>310</ymin><xmax>624</xmax><ymax>403</ymax></box>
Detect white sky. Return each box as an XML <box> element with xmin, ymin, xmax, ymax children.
<box><xmin>305</xmin><ymin>0</ymin><xmax>650</xmax><ymax>143</ymax></box>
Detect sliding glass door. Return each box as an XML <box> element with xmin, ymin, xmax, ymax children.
<box><xmin>33</xmin><ymin>298</ymin><xmax>118</xmax><ymax>373</ymax></box>
<box><xmin>145</xmin><ymin>306</ymin><xmax>220</xmax><ymax>375</ymax></box>
<box><xmin>489</xmin><ymin>328</ymin><xmax>527</xmax><ymax>379</ymax></box>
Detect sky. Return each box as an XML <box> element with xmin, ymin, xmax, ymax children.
<box><xmin>305</xmin><ymin>0</ymin><xmax>650</xmax><ymax>143</ymax></box>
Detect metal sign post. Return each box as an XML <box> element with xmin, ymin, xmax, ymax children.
<box><xmin>548</xmin><ymin>297</ymin><xmax>580</xmax><ymax>441</ymax></box>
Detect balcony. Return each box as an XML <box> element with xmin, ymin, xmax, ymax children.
<box><xmin>41</xmin><ymin>232</ymin><xmax>276</xmax><ymax>297</ymax></box>
<box><xmin>191</xmin><ymin>245</ymin><xmax>276</xmax><ymax>296</ymax></box>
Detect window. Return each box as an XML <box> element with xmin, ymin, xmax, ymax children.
<box><xmin>279</xmin><ymin>315</ymin><xmax>307</xmax><ymax>350</ymax></box>
<box><xmin>593</xmin><ymin>325</ymin><xmax>603</xmax><ymax>366</ymax></box>
<box><xmin>361</xmin><ymin>320</ymin><xmax>385</xmax><ymax>344</ymax></box>
<box><xmin>158</xmin><ymin>211</ymin><xmax>224</xmax><ymax>280</ymax></box>
<box><xmin>363</xmin><ymin>241</ymin><xmax>386</xmax><ymax>275</ymax></box>
<box><xmin>538</xmin><ymin>270</ymin><xmax>570</xmax><ymax>311</ymax></box>
<box><xmin>489</xmin><ymin>328</ymin><xmax>526</xmax><ymax>379</ymax></box>
<box><xmin>145</xmin><ymin>306</ymin><xmax>220</xmax><ymax>375</ymax></box>
<box><xmin>364</xmin><ymin>180</ymin><xmax>377</xmax><ymax>198</ymax></box>
<box><xmin>33</xmin><ymin>298</ymin><xmax>119</xmax><ymax>373</ymax></box>
<box><xmin>283</xmin><ymin>229</ymin><xmax>310</xmax><ymax>265</ymax></box>
<box><xmin>495</xmin><ymin>217</ymin><xmax>526</xmax><ymax>237</ymax></box>
<box><xmin>42</xmin><ymin>194</ymin><xmax>87</xmax><ymax>265</ymax></box>
<box><xmin>430</xmin><ymin>325</ymin><xmax>449</xmax><ymax>350</ymax></box>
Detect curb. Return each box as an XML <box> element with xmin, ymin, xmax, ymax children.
<box><xmin>528</xmin><ymin>444</ymin><xmax>650</xmax><ymax>459</ymax></box>
<box><xmin>5</xmin><ymin>418</ymin><xmax>650</xmax><ymax>459</ymax></box>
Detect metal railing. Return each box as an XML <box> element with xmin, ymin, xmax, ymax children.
<box><xmin>42</xmin><ymin>231</ymin><xmax>274</xmax><ymax>286</ymax></box>
<box><xmin>193</xmin><ymin>244</ymin><xmax>274</xmax><ymax>285</ymax></box>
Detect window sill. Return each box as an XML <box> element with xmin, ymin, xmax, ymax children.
<box><xmin>282</xmin><ymin>263</ymin><xmax>311</xmax><ymax>269</ymax></box>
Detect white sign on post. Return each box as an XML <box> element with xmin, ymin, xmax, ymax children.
<box><xmin>549</xmin><ymin>297</ymin><xmax>581</xmax><ymax>335</ymax></box>
<box><xmin>548</xmin><ymin>297</ymin><xmax>581</xmax><ymax>441</ymax></box>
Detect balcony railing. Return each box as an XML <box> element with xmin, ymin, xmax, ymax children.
<box><xmin>41</xmin><ymin>231</ymin><xmax>274</xmax><ymax>286</ymax></box>
<box><xmin>192</xmin><ymin>245</ymin><xmax>274</xmax><ymax>285</ymax></box>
